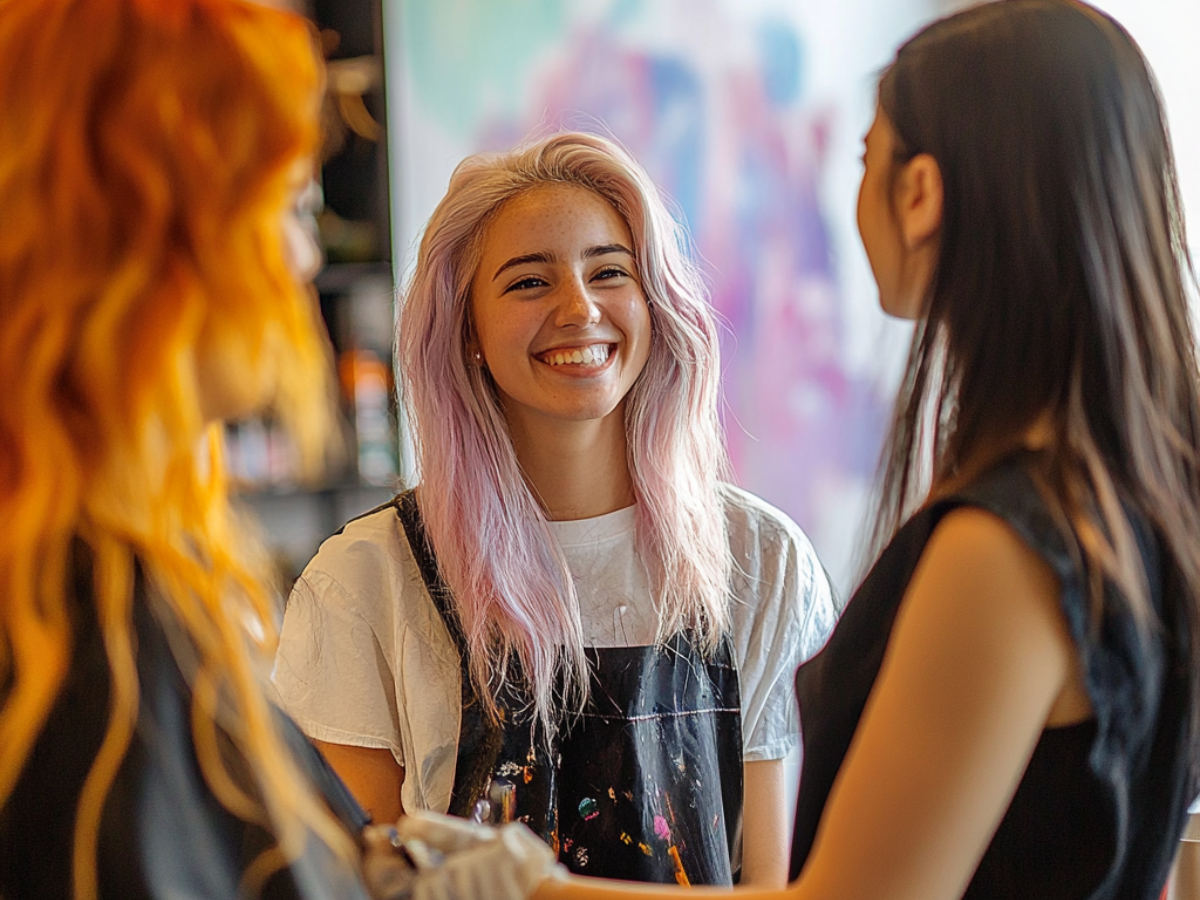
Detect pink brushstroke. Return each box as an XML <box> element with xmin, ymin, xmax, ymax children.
<box><xmin>654</xmin><ymin>814</ymin><xmax>671</xmax><ymax>841</ymax></box>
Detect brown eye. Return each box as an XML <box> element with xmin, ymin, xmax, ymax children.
<box><xmin>593</xmin><ymin>266</ymin><xmax>629</xmax><ymax>281</ymax></box>
<box><xmin>505</xmin><ymin>275</ymin><xmax>548</xmax><ymax>293</ymax></box>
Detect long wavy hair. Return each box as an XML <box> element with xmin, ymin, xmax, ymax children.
<box><xmin>0</xmin><ymin>0</ymin><xmax>350</xmax><ymax>895</ymax></box>
<box><xmin>398</xmin><ymin>132</ymin><xmax>732</xmax><ymax>732</ymax></box>
<box><xmin>869</xmin><ymin>0</ymin><xmax>1200</xmax><ymax>775</ymax></box>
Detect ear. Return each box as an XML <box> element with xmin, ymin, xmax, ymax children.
<box><xmin>896</xmin><ymin>152</ymin><xmax>943</xmax><ymax>249</ymax></box>
<box><xmin>464</xmin><ymin>335</ymin><xmax>483</xmax><ymax>367</ymax></box>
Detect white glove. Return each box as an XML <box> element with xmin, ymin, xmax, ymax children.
<box><xmin>364</xmin><ymin>810</ymin><xmax>565</xmax><ymax>900</ymax></box>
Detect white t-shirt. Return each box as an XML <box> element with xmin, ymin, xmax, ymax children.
<box><xmin>272</xmin><ymin>484</ymin><xmax>837</xmax><ymax>814</ymax></box>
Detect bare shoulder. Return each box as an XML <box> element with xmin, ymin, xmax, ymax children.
<box><xmin>916</xmin><ymin>505</ymin><xmax>1061</xmax><ymax>620</ymax></box>
<box><xmin>902</xmin><ymin>504</ymin><xmax>1069</xmax><ymax>667</ymax></box>
<box><xmin>896</xmin><ymin>504</ymin><xmax>1088</xmax><ymax>726</ymax></box>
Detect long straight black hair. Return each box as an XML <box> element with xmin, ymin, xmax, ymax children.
<box><xmin>869</xmin><ymin>0</ymin><xmax>1200</xmax><ymax>774</ymax></box>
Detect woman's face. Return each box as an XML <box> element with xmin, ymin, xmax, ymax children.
<box><xmin>468</xmin><ymin>183</ymin><xmax>652</xmax><ymax>439</ymax></box>
<box><xmin>856</xmin><ymin>109</ymin><xmax>940</xmax><ymax>320</ymax></box>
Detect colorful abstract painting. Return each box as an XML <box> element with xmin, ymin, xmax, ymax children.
<box><xmin>385</xmin><ymin>0</ymin><xmax>935</xmax><ymax>587</ymax></box>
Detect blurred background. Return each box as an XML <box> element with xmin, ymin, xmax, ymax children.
<box><xmin>238</xmin><ymin>0</ymin><xmax>1200</xmax><ymax>597</ymax></box>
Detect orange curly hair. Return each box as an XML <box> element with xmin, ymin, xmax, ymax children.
<box><xmin>0</xmin><ymin>0</ymin><xmax>348</xmax><ymax>895</ymax></box>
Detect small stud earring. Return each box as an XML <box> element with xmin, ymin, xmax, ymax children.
<box><xmin>471</xmin><ymin>349</ymin><xmax>483</xmax><ymax>364</ymax></box>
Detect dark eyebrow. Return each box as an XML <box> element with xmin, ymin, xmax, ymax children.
<box><xmin>492</xmin><ymin>251</ymin><xmax>555</xmax><ymax>282</ymax></box>
<box><xmin>584</xmin><ymin>243</ymin><xmax>634</xmax><ymax>260</ymax></box>
<box><xmin>491</xmin><ymin>244</ymin><xmax>634</xmax><ymax>282</ymax></box>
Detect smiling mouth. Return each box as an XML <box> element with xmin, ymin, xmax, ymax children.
<box><xmin>537</xmin><ymin>343</ymin><xmax>614</xmax><ymax>367</ymax></box>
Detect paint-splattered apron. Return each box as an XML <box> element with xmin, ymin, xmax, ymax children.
<box><xmin>395</xmin><ymin>491</ymin><xmax>744</xmax><ymax>885</ymax></box>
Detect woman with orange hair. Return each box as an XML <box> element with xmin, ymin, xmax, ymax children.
<box><xmin>0</xmin><ymin>1</ymin><xmax>374</xmax><ymax>897</ymax></box>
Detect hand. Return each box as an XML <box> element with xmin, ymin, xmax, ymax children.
<box><xmin>363</xmin><ymin>810</ymin><xmax>565</xmax><ymax>900</ymax></box>
<box><xmin>361</xmin><ymin>823</ymin><xmax>420</xmax><ymax>900</ymax></box>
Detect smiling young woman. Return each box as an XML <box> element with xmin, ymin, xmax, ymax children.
<box><xmin>271</xmin><ymin>131</ymin><xmax>838</xmax><ymax>888</ymax></box>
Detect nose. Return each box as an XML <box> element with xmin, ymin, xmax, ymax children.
<box><xmin>555</xmin><ymin>278</ymin><xmax>602</xmax><ymax>327</ymax></box>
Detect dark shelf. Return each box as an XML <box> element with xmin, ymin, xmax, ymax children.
<box><xmin>314</xmin><ymin>260</ymin><xmax>393</xmax><ymax>294</ymax></box>
<box><xmin>234</xmin><ymin>478</ymin><xmax>398</xmax><ymax>500</ymax></box>
<box><xmin>236</xmin><ymin>483</ymin><xmax>399</xmax><ymax>584</ymax></box>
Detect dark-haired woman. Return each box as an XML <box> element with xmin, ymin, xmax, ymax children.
<box><xmin>457</xmin><ymin>0</ymin><xmax>1199</xmax><ymax>897</ymax></box>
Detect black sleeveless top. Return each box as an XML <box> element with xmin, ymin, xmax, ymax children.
<box><xmin>0</xmin><ymin>544</ymin><xmax>371</xmax><ymax>900</ymax></box>
<box><xmin>790</xmin><ymin>457</ymin><xmax>1194</xmax><ymax>898</ymax></box>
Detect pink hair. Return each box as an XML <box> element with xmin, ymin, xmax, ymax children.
<box><xmin>398</xmin><ymin>132</ymin><xmax>732</xmax><ymax>730</ymax></box>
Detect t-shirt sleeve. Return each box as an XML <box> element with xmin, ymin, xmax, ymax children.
<box><xmin>273</xmin><ymin>559</ymin><xmax>404</xmax><ymax>765</ymax></box>
<box><xmin>728</xmin><ymin>494</ymin><xmax>838</xmax><ymax>762</ymax></box>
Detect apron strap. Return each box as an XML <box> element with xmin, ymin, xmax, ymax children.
<box><xmin>394</xmin><ymin>490</ymin><xmax>469</xmax><ymax>656</ymax></box>
<box><xmin>392</xmin><ymin>490</ymin><xmax>507</xmax><ymax>818</ymax></box>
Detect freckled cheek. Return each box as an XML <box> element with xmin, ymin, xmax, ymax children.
<box><xmin>505</xmin><ymin>315</ymin><xmax>553</xmax><ymax>364</ymax></box>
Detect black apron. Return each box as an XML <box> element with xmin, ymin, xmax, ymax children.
<box><xmin>394</xmin><ymin>491</ymin><xmax>744</xmax><ymax>885</ymax></box>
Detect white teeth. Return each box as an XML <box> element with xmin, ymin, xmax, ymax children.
<box><xmin>544</xmin><ymin>344</ymin><xmax>610</xmax><ymax>366</ymax></box>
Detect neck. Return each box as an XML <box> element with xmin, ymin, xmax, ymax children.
<box><xmin>506</xmin><ymin>409</ymin><xmax>635</xmax><ymax>521</ymax></box>
<box><xmin>931</xmin><ymin>412</ymin><xmax>1056</xmax><ymax>500</ymax></box>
